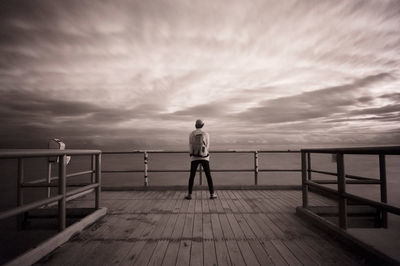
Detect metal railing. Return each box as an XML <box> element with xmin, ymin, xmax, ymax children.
<box><xmin>102</xmin><ymin>150</ymin><xmax>301</xmax><ymax>187</ymax></box>
<box><xmin>301</xmin><ymin>146</ymin><xmax>400</xmax><ymax>230</ymax></box>
<box><xmin>0</xmin><ymin>149</ymin><xmax>102</xmax><ymax>232</ymax></box>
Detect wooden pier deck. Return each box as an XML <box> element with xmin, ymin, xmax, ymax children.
<box><xmin>36</xmin><ymin>190</ymin><xmax>365</xmax><ymax>265</ymax></box>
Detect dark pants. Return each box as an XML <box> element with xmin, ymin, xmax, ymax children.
<box><xmin>188</xmin><ymin>160</ymin><xmax>214</xmax><ymax>195</ymax></box>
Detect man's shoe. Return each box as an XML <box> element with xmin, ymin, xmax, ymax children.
<box><xmin>210</xmin><ymin>194</ymin><xmax>217</xmax><ymax>199</ymax></box>
<box><xmin>185</xmin><ymin>195</ymin><xmax>192</xmax><ymax>200</ymax></box>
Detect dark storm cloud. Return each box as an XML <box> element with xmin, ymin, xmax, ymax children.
<box><xmin>234</xmin><ymin>73</ymin><xmax>393</xmax><ymax>124</ymax></box>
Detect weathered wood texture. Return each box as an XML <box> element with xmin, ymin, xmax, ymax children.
<box><xmin>36</xmin><ymin>190</ymin><xmax>364</xmax><ymax>265</ymax></box>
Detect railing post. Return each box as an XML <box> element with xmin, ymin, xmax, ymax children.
<box><xmin>91</xmin><ymin>154</ymin><xmax>96</xmax><ymax>183</ymax></box>
<box><xmin>199</xmin><ymin>165</ymin><xmax>203</xmax><ymax>185</ymax></box>
<box><xmin>301</xmin><ymin>151</ymin><xmax>308</xmax><ymax>208</ymax></box>
<box><xmin>144</xmin><ymin>151</ymin><xmax>149</xmax><ymax>187</ymax></box>
<box><xmin>17</xmin><ymin>158</ymin><xmax>24</xmax><ymax>230</ymax></box>
<box><xmin>337</xmin><ymin>152</ymin><xmax>347</xmax><ymax>230</ymax></box>
<box><xmin>307</xmin><ymin>152</ymin><xmax>312</xmax><ymax>180</ymax></box>
<box><xmin>254</xmin><ymin>151</ymin><xmax>259</xmax><ymax>185</ymax></box>
<box><xmin>95</xmin><ymin>153</ymin><xmax>101</xmax><ymax>209</ymax></box>
<box><xmin>58</xmin><ymin>155</ymin><xmax>66</xmax><ymax>232</ymax></box>
<box><xmin>379</xmin><ymin>154</ymin><xmax>388</xmax><ymax>228</ymax></box>
<box><xmin>47</xmin><ymin>162</ymin><xmax>52</xmax><ymax>198</ymax></box>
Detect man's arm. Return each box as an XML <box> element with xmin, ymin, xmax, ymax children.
<box><xmin>189</xmin><ymin>133</ymin><xmax>193</xmax><ymax>156</ymax></box>
<box><xmin>206</xmin><ymin>133</ymin><xmax>210</xmax><ymax>149</ymax></box>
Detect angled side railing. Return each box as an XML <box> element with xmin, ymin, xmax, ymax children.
<box><xmin>300</xmin><ymin>146</ymin><xmax>400</xmax><ymax>230</ymax></box>
<box><xmin>0</xmin><ymin>149</ymin><xmax>102</xmax><ymax>232</ymax></box>
<box><xmin>102</xmin><ymin>150</ymin><xmax>301</xmax><ymax>187</ymax></box>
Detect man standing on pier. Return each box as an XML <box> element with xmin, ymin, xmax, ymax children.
<box><xmin>185</xmin><ymin>119</ymin><xmax>217</xmax><ymax>200</ymax></box>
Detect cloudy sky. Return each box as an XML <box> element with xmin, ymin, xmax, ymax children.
<box><xmin>0</xmin><ymin>0</ymin><xmax>399</xmax><ymax>150</ymax></box>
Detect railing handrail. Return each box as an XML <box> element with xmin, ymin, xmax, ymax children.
<box><xmin>301</xmin><ymin>146</ymin><xmax>400</xmax><ymax>154</ymax></box>
<box><xmin>0</xmin><ymin>149</ymin><xmax>101</xmax><ymax>158</ymax></box>
<box><xmin>102</xmin><ymin>149</ymin><xmax>300</xmax><ymax>154</ymax></box>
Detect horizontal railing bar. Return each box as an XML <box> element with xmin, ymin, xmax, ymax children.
<box><xmin>67</xmin><ymin>170</ymin><xmax>94</xmax><ymax>178</ymax></box>
<box><xmin>344</xmin><ymin>192</ymin><xmax>400</xmax><ymax>215</ymax></box>
<box><xmin>103</xmin><ymin>169</ymin><xmax>300</xmax><ymax>173</ymax></box>
<box><xmin>306</xmin><ymin>180</ymin><xmax>339</xmax><ymax>195</ymax></box>
<box><xmin>23</xmin><ymin>170</ymin><xmax>94</xmax><ymax>185</ymax></box>
<box><xmin>259</xmin><ymin>169</ymin><xmax>301</xmax><ymax>172</ymax></box>
<box><xmin>0</xmin><ymin>195</ymin><xmax>63</xmax><ymax>220</ymax></box>
<box><xmin>102</xmin><ymin>150</ymin><xmax>300</xmax><ymax>155</ymax></box>
<box><xmin>25</xmin><ymin>177</ymin><xmax>57</xmax><ymax>184</ymax></box>
<box><xmin>102</xmin><ymin>170</ymin><xmax>144</xmax><ymax>173</ymax></box>
<box><xmin>312</xmin><ymin>179</ymin><xmax>381</xmax><ymax>185</ymax></box>
<box><xmin>345</xmin><ymin>173</ymin><xmax>379</xmax><ymax>181</ymax></box>
<box><xmin>66</xmin><ymin>184</ymin><xmax>99</xmax><ymax>198</ymax></box>
<box><xmin>0</xmin><ymin>149</ymin><xmax>101</xmax><ymax>159</ymax></box>
<box><xmin>302</xmin><ymin>146</ymin><xmax>400</xmax><ymax>155</ymax></box>
<box><xmin>311</xmin><ymin>169</ymin><xmax>379</xmax><ymax>182</ymax></box>
<box><xmin>21</xmin><ymin>183</ymin><xmax>93</xmax><ymax>188</ymax></box>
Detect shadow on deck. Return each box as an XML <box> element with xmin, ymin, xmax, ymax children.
<box><xmin>35</xmin><ymin>190</ymin><xmax>366</xmax><ymax>266</ymax></box>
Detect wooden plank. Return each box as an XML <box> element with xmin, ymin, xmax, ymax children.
<box><xmin>293</xmin><ymin>239</ymin><xmax>324</xmax><ymax>265</ymax></box>
<box><xmin>182</xmin><ymin>213</ymin><xmax>195</xmax><ymax>239</ymax></box>
<box><xmin>147</xmin><ymin>240</ymin><xmax>169</xmax><ymax>266</ymax></box>
<box><xmin>119</xmin><ymin>240</ymin><xmax>147</xmax><ymax>264</ymax></box>
<box><xmin>176</xmin><ymin>240</ymin><xmax>191</xmax><ymax>266</ymax></box>
<box><xmin>303</xmin><ymin>236</ymin><xmax>357</xmax><ymax>265</ymax></box>
<box><xmin>193</xmin><ymin>213</ymin><xmax>203</xmax><ymax>239</ymax></box>
<box><xmin>220</xmin><ymin>199</ymin><xmax>231</xmax><ymax>212</ymax></box>
<box><xmin>242</xmin><ymin>213</ymin><xmax>267</xmax><ymax>239</ymax></box>
<box><xmin>203</xmin><ymin>240</ymin><xmax>217</xmax><ymax>266</ymax></box>
<box><xmin>107</xmin><ymin>214</ymin><xmax>139</xmax><ymax>239</ymax></box>
<box><xmin>149</xmin><ymin>214</ymin><xmax>170</xmax><ymax>239</ymax></box>
<box><xmin>226</xmin><ymin>213</ymin><xmax>245</xmax><ymax>239</ymax></box>
<box><xmin>208</xmin><ymin>198</ymin><xmax>217</xmax><ymax>213</ymax></box>
<box><xmin>252</xmin><ymin>213</ymin><xmax>277</xmax><ymax>240</ymax></box>
<box><xmin>180</xmin><ymin>198</ymin><xmax>190</xmax><ymax>213</ymax></box>
<box><xmin>226</xmin><ymin>240</ymin><xmax>246</xmax><ymax>265</ymax></box>
<box><xmin>259</xmin><ymin>213</ymin><xmax>285</xmax><ymax>239</ymax></box>
<box><xmin>248</xmin><ymin>240</ymin><xmax>274</xmax><ymax>265</ymax></box>
<box><xmin>129</xmin><ymin>214</ymin><xmax>156</xmax><ymax>239</ymax></box>
<box><xmin>234</xmin><ymin>213</ymin><xmax>257</xmax><ymax>240</ymax></box>
<box><xmin>202</xmin><ymin>199</ymin><xmax>209</xmax><ymax>213</ymax></box>
<box><xmin>271</xmin><ymin>239</ymin><xmax>301</xmax><ymax>266</ymax></box>
<box><xmin>108</xmin><ymin>240</ymin><xmax>145</xmax><ymax>265</ymax></box>
<box><xmin>171</xmin><ymin>213</ymin><xmax>186</xmax><ymax>239</ymax></box>
<box><xmin>214</xmin><ymin>198</ymin><xmax>224</xmax><ymax>213</ymax></box>
<box><xmin>187</xmin><ymin>198</ymin><xmax>196</xmax><ymax>213</ymax></box>
<box><xmin>226</xmin><ymin>198</ymin><xmax>239</xmax><ymax>213</ymax></box>
<box><xmin>195</xmin><ymin>199</ymin><xmax>202</xmax><ymax>213</ymax></box>
<box><xmin>139</xmin><ymin>214</ymin><xmax>162</xmax><ymax>239</ymax></box>
<box><xmin>237</xmin><ymin>240</ymin><xmax>261</xmax><ymax>266</ymax></box>
<box><xmin>131</xmin><ymin>241</ymin><xmax>157</xmax><ymax>265</ymax></box>
<box><xmin>283</xmin><ymin>239</ymin><xmax>318</xmax><ymax>266</ymax></box>
<box><xmin>161</xmin><ymin>241</ymin><xmax>179</xmax><ymax>266</ymax></box>
<box><xmin>219</xmin><ymin>214</ymin><xmax>235</xmax><ymax>239</ymax></box>
<box><xmin>173</xmin><ymin>199</ymin><xmax>184</xmax><ymax>213</ymax></box>
<box><xmin>210</xmin><ymin>213</ymin><xmax>224</xmax><ymax>239</ymax></box>
<box><xmin>215</xmin><ymin>241</ymin><xmax>231</xmax><ymax>266</ymax></box>
<box><xmin>202</xmin><ymin>214</ymin><xmax>214</xmax><ymax>239</ymax></box>
<box><xmin>161</xmin><ymin>214</ymin><xmax>179</xmax><ymax>238</ymax></box>
<box><xmin>190</xmin><ymin>240</ymin><xmax>203</xmax><ymax>266</ymax></box>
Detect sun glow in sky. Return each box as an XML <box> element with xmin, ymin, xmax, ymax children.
<box><xmin>0</xmin><ymin>0</ymin><xmax>399</xmax><ymax>150</ymax></box>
